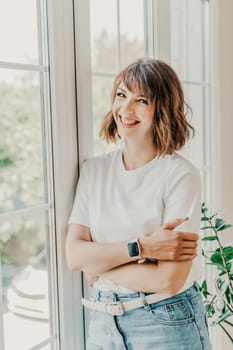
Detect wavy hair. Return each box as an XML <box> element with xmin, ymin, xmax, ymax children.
<box><xmin>100</xmin><ymin>57</ymin><xmax>194</xmax><ymax>156</ymax></box>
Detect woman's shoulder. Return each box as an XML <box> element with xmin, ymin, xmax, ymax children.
<box><xmin>164</xmin><ymin>152</ymin><xmax>200</xmax><ymax>175</ymax></box>
<box><xmin>82</xmin><ymin>148</ymin><xmax>120</xmax><ymax>170</ymax></box>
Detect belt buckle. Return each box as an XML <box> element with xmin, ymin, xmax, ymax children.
<box><xmin>105</xmin><ymin>302</ymin><xmax>124</xmax><ymax>316</ymax></box>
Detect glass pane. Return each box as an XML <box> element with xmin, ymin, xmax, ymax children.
<box><xmin>0</xmin><ymin>0</ymin><xmax>39</xmax><ymax>64</ymax></box>
<box><xmin>184</xmin><ymin>83</ymin><xmax>205</xmax><ymax>169</ymax></box>
<box><xmin>90</xmin><ymin>0</ymin><xmax>118</xmax><ymax>73</ymax></box>
<box><xmin>170</xmin><ymin>0</ymin><xmax>186</xmax><ymax>81</ymax></box>
<box><xmin>170</xmin><ymin>0</ymin><xmax>204</xmax><ymax>82</ymax></box>
<box><xmin>119</xmin><ymin>0</ymin><xmax>145</xmax><ymax>67</ymax></box>
<box><xmin>0</xmin><ymin>69</ymin><xmax>45</xmax><ymax>213</ymax></box>
<box><xmin>92</xmin><ymin>75</ymin><xmax>120</xmax><ymax>155</ymax></box>
<box><xmin>186</xmin><ymin>0</ymin><xmax>203</xmax><ymax>82</ymax></box>
<box><xmin>0</xmin><ymin>213</ymin><xmax>52</xmax><ymax>350</ymax></box>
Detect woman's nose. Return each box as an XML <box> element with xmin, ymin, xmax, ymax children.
<box><xmin>121</xmin><ymin>100</ymin><xmax>134</xmax><ymax>115</ymax></box>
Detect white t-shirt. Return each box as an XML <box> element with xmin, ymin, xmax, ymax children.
<box><xmin>69</xmin><ymin>148</ymin><xmax>202</xmax><ymax>293</ymax></box>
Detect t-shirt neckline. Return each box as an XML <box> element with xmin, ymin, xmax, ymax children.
<box><xmin>118</xmin><ymin>148</ymin><xmax>164</xmax><ymax>176</ymax></box>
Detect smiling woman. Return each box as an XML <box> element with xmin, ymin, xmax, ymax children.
<box><xmin>100</xmin><ymin>58</ymin><xmax>194</xmax><ymax>158</ymax></box>
<box><xmin>66</xmin><ymin>57</ymin><xmax>212</xmax><ymax>350</ymax></box>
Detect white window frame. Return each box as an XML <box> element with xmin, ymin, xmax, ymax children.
<box><xmin>47</xmin><ymin>0</ymin><xmax>85</xmax><ymax>349</ymax></box>
<box><xmin>0</xmin><ymin>0</ymin><xmax>60</xmax><ymax>348</ymax></box>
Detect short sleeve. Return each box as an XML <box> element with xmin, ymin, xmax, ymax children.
<box><xmin>163</xmin><ymin>167</ymin><xmax>203</xmax><ymax>285</ymax></box>
<box><xmin>68</xmin><ymin>160</ymin><xmax>90</xmax><ymax>226</ymax></box>
<box><xmin>163</xmin><ymin>168</ymin><xmax>202</xmax><ymax>233</ymax></box>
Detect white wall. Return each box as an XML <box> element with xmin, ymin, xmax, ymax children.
<box><xmin>219</xmin><ymin>0</ymin><xmax>233</xmax><ymax>228</ymax></box>
<box><xmin>212</xmin><ymin>0</ymin><xmax>233</xmax><ymax>348</ymax></box>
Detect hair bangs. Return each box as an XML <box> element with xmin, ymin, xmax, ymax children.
<box><xmin>120</xmin><ymin>64</ymin><xmax>155</xmax><ymax>102</ymax></box>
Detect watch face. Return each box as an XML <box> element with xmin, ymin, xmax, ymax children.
<box><xmin>128</xmin><ymin>241</ymin><xmax>140</xmax><ymax>257</ymax></box>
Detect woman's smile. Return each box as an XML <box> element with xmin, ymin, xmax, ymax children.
<box><xmin>117</xmin><ymin>114</ymin><xmax>140</xmax><ymax>128</ymax></box>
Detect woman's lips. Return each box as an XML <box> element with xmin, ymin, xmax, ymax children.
<box><xmin>118</xmin><ymin>115</ymin><xmax>139</xmax><ymax>128</ymax></box>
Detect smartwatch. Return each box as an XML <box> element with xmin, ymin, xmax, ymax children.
<box><xmin>127</xmin><ymin>239</ymin><xmax>142</xmax><ymax>257</ymax></box>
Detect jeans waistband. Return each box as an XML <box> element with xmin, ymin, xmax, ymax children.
<box><xmin>91</xmin><ymin>282</ymin><xmax>200</xmax><ymax>304</ymax></box>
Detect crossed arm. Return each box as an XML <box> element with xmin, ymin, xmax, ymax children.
<box><xmin>65</xmin><ymin>218</ymin><xmax>197</xmax><ymax>294</ymax></box>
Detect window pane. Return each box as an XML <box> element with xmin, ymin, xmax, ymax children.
<box><xmin>92</xmin><ymin>75</ymin><xmax>120</xmax><ymax>155</ymax></box>
<box><xmin>0</xmin><ymin>0</ymin><xmax>39</xmax><ymax>64</ymax></box>
<box><xmin>119</xmin><ymin>0</ymin><xmax>145</xmax><ymax>67</ymax></box>
<box><xmin>184</xmin><ymin>83</ymin><xmax>205</xmax><ymax>169</ymax></box>
<box><xmin>90</xmin><ymin>0</ymin><xmax>118</xmax><ymax>73</ymax></box>
<box><xmin>170</xmin><ymin>0</ymin><xmax>186</xmax><ymax>80</ymax></box>
<box><xmin>0</xmin><ymin>70</ymin><xmax>45</xmax><ymax>213</ymax></box>
<box><xmin>170</xmin><ymin>0</ymin><xmax>204</xmax><ymax>82</ymax></box>
<box><xmin>186</xmin><ymin>0</ymin><xmax>203</xmax><ymax>82</ymax></box>
<box><xmin>0</xmin><ymin>214</ymin><xmax>52</xmax><ymax>350</ymax></box>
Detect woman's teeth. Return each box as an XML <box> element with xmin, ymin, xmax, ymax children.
<box><xmin>120</xmin><ymin>116</ymin><xmax>138</xmax><ymax>125</ymax></box>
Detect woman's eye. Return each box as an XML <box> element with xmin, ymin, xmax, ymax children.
<box><xmin>138</xmin><ymin>98</ymin><xmax>148</xmax><ymax>105</ymax></box>
<box><xmin>116</xmin><ymin>92</ymin><xmax>125</xmax><ymax>97</ymax></box>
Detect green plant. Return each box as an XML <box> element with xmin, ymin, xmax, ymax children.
<box><xmin>200</xmin><ymin>202</ymin><xmax>233</xmax><ymax>344</ymax></box>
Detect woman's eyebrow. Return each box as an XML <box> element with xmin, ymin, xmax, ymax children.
<box><xmin>117</xmin><ymin>87</ymin><xmax>127</xmax><ymax>93</ymax></box>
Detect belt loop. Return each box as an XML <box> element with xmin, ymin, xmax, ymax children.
<box><xmin>194</xmin><ymin>282</ymin><xmax>200</xmax><ymax>292</ymax></box>
<box><xmin>140</xmin><ymin>292</ymin><xmax>151</xmax><ymax>312</ymax></box>
<box><xmin>112</xmin><ymin>291</ymin><xmax>117</xmax><ymax>303</ymax></box>
<box><xmin>96</xmin><ymin>290</ymin><xmax>101</xmax><ymax>302</ymax></box>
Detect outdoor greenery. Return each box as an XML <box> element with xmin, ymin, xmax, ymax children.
<box><xmin>0</xmin><ymin>72</ymin><xmax>46</xmax><ymax>268</ymax></box>
<box><xmin>0</xmin><ymin>72</ymin><xmax>44</xmax><ymax>214</ymax></box>
<box><xmin>200</xmin><ymin>203</ymin><xmax>233</xmax><ymax>344</ymax></box>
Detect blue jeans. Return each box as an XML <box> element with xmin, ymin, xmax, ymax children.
<box><xmin>86</xmin><ymin>283</ymin><xmax>212</xmax><ymax>350</ymax></box>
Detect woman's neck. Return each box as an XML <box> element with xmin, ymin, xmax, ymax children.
<box><xmin>122</xmin><ymin>140</ymin><xmax>157</xmax><ymax>170</ymax></box>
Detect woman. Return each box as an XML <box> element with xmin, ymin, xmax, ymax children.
<box><xmin>66</xmin><ymin>58</ymin><xmax>212</xmax><ymax>349</ymax></box>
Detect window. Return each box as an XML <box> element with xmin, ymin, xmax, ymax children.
<box><xmin>90</xmin><ymin>0</ymin><xmax>147</xmax><ymax>155</ymax></box>
<box><xmin>169</xmin><ymin>0</ymin><xmax>211</xmax><ymax>199</ymax></box>
<box><xmin>1</xmin><ymin>1</ymin><xmax>220</xmax><ymax>349</ymax></box>
<box><xmin>0</xmin><ymin>1</ymin><xmax>59</xmax><ymax>349</ymax></box>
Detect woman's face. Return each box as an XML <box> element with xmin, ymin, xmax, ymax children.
<box><xmin>112</xmin><ymin>82</ymin><xmax>155</xmax><ymax>143</ymax></box>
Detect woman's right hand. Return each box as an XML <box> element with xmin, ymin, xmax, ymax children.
<box><xmin>139</xmin><ymin>217</ymin><xmax>199</xmax><ymax>261</ymax></box>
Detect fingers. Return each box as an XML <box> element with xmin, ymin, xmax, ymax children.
<box><xmin>162</xmin><ymin>217</ymin><xmax>189</xmax><ymax>230</ymax></box>
<box><xmin>179</xmin><ymin>232</ymin><xmax>199</xmax><ymax>241</ymax></box>
<box><xmin>176</xmin><ymin>254</ymin><xmax>197</xmax><ymax>261</ymax></box>
<box><xmin>181</xmin><ymin>240</ymin><xmax>198</xmax><ymax>248</ymax></box>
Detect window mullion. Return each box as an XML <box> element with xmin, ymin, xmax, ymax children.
<box><xmin>143</xmin><ymin>0</ymin><xmax>156</xmax><ymax>57</ymax></box>
<box><xmin>0</xmin><ymin>204</ymin><xmax>50</xmax><ymax>221</ymax></box>
<box><xmin>0</xmin><ymin>61</ymin><xmax>47</xmax><ymax>71</ymax></box>
<box><xmin>154</xmin><ymin>0</ymin><xmax>171</xmax><ymax>62</ymax></box>
<box><xmin>0</xmin><ymin>257</ymin><xmax>5</xmax><ymax>350</ymax></box>
<box><xmin>116</xmin><ymin>0</ymin><xmax>121</xmax><ymax>69</ymax></box>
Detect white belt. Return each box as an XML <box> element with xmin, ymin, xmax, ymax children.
<box><xmin>82</xmin><ymin>292</ymin><xmax>172</xmax><ymax>316</ymax></box>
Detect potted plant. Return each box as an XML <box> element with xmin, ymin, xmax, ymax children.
<box><xmin>200</xmin><ymin>202</ymin><xmax>233</xmax><ymax>344</ymax></box>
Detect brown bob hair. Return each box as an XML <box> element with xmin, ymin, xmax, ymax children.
<box><xmin>100</xmin><ymin>57</ymin><xmax>194</xmax><ymax>156</ymax></box>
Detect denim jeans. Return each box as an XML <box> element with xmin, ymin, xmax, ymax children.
<box><xmin>86</xmin><ymin>283</ymin><xmax>212</xmax><ymax>350</ymax></box>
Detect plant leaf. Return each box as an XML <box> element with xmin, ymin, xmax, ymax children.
<box><xmin>201</xmin><ymin>217</ymin><xmax>210</xmax><ymax>221</ymax></box>
<box><xmin>200</xmin><ymin>280</ymin><xmax>210</xmax><ymax>298</ymax></box>
<box><xmin>210</xmin><ymin>251</ymin><xmax>223</xmax><ymax>264</ymax></box>
<box><xmin>200</xmin><ymin>226</ymin><xmax>213</xmax><ymax>230</ymax></box>
<box><xmin>216</xmin><ymin>224</ymin><xmax>233</xmax><ymax>232</ymax></box>
<box><xmin>210</xmin><ymin>310</ymin><xmax>232</xmax><ymax>326</ymax></box>
<box><xmin>223</xmin><ymin>246</ymin><xmax>233</xmax><ymax>262</ymax></box>
<box><xmin>219</xmin><ymin>280</ymin><xmax>230</xmax><ymax>295</ymax></box>
<box><xmin>201</xmin><ymin>236</ymin><xmax>217</xmax><ymax>241</ymax></box>
<box><xmin>210</xmin><ymin>212</ymin><xmax>218</xmax><ymax>220</ymax></box>
<box><xmin>201</xmin><ymin>203</ymin><xmax>208</xmax><ymax>215</ymax></box>
<box><xmin>215</xmin><ymin>218</ymin><xmax>225</xmax><ymax>228</ymax></box>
